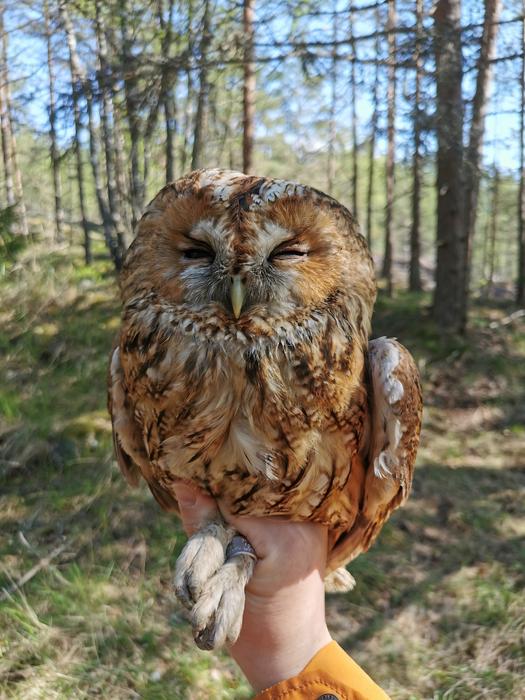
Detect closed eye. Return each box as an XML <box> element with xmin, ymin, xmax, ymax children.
<box><xmin>269</xmin><ymin>247</ymin><xmax>308</xmax><ymax>261</ymax></box>
<box><xmin>182</xmin><ymin>246</ymin><xmax>215</xmax><ymax>261</ymax></box>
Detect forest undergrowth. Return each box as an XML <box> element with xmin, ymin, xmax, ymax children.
<box><xmin>0</xmin><ymin>241</ymin><xmax>524</xmax><ymax>700</ymax></box>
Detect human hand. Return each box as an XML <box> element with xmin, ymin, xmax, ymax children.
<box><xmin>172</xmin><ymin>482</ymin><xmax>332</xmax><ymax>692</ymax></box>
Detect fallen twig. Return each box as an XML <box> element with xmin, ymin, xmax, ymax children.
<box><xmin>0</xmin><ymin>542</ymin><xmax>69</xmax><ymax>602</ymax></box>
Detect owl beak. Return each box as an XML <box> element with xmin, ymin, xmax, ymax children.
<box><xmin>230</xmin><ymin>275</ymin><xmax>246</xmax><ymax>319</ymax></box>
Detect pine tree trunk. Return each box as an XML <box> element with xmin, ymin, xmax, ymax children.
<box><xmin>409</xmin><ymin>0</ymin><xmax>423</xmax><ymax>291</ymax></box>
<box><xmin>462</xmin><ymin>0</ymin><xmax>501</xmax><ymax>324</ymax></box>
<box><xmin>349</xmin><ymin>6</ymin><xmax>358</xmax><ymax>219</ymax></box>
<box><xmin>157</xmin><ymin>0</ymin><xmax>177</xmax><ymax>183</ymax></box>
<box><xmin>191</xmin><ymin>0</ymin><xmax>211</xmax><ymax>170</ymax></box>
<box><xmin>242</xmin><ymin>0</ymin><xmax>255</xmax><ymax>174</ymax></box>
<box><xmin>382</xmin><ymin>0</ymin><xmax>396</xmax><ymax>295</ymax></box>
<box><xmin>488</xmin><ymin>167</ymin><xmax>499</xmax><ymax>292</ymax></box>
<box><xmin>95</xmin><ymin>0</ymin><xmax>128</xmax><ymax>256</ymax></box>
<box><xmin>0</xmin><ymin>5</ymin><xmax>28</xmax><ymax>236</ymax></box>
<box><xmin>119</xmin><ymin>0</ymin><xmax>143</xmax><ymax>226</ymax></box>
<box><xmin>517</xmin><ymin>4</ymin><xmax>525</xmax><ymax>305</ymax></box>
<box><xmin>327</xmin><ymin>10</ymin><xmax>337</xmax><ymax>194</ymax></box>
<box><xmin>44</xmin><ymin>1</ymin><xmax>64</xmax><ymax>242</ymax></box>
<box><xmin>433</xmin><ymin>0</ymin><xmax>465</xmax><ymax>332</ymax></box>
<box><xmin>59</xmin><ymin>0</ymin><xmax>121</xmax><ymax>269</ymax></box>
<box><xmin>0</xmin><ymin>51</ymin><xmax>14</xmax><ymax>208</ymax></box>
<box><xmin>365</xmin><ymin>12</ymin><xmax>380</xmax><ymax>252</ymax></box>
<box><xmin>65</xmin><ymin>20</ymin><xmax>91</xmax><ymax>263</ymax></box>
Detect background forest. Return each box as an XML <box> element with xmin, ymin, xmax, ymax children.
<box><xmin>0</xmin><ymin>0</ymin><xmax>524</xmax><ymax>698</ymax></box>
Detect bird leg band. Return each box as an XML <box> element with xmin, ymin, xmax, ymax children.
<box><xmin>226</xmin><ymin>534</ymin><xmax>257</xmax><ymax>562</ymax></box>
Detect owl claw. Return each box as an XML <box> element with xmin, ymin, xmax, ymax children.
<box><xmin>174</xmin><ymin>521</ymin><xmax>230</xmax><ymax>608</ymax></box>
<box><xmin>174</xmin><ymin>521</ymin><xmax>256</xmax><ymax>649</ymax></box>
<box><xmin>191</xmin><ymin>558</ymin><xmax>254</xmax><ymax>649</ymax></box>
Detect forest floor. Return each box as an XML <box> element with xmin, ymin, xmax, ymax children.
<box><xmin>1</xmin><ymin>241</ymin><xmax>524</xmax><ymax>700</ymax></box>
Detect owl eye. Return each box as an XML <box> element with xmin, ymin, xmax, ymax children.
<box><xmin>269</xmin><ymin>247</ymin><xmax>308</xmax><ymax>261</ymax></box>
<box><xmin>182</xmin><ymin>246</ymin><xmax>215</xmax><ymax>262</ymax></box>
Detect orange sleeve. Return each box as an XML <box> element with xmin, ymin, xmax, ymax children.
<box><xmin>253</xmin><ymin>641</ymin><xmax>391</xmax><ymax>700</ymax></box>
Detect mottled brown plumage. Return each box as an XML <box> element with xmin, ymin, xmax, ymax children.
<box><xmin>108</xmin><ymin>169</ymin><xmax>422</xmax><ymax>649</ymax></box>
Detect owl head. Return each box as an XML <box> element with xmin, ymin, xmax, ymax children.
<box><xmin>120</xmin><ymin>169</ymin><xmax>376</xmax><ymax>343</ymax></box>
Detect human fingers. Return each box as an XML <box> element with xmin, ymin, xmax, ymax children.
<box><xmin>172</xmin><ymin>482</ymin><xmax>219</xmax><ymax>535</ymax></box>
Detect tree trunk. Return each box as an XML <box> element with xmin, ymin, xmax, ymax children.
<box><xmin>157</xmin><ymin>0</ymin><xmax>177</xmax><ymax>183</ymax></box>
<box><xmin>433</xmin><ymin>0</ymin><xmax>465</xmax><ymax>332</ymax></box>
<box><xmin>0</xmin><ymin>4</ymin><xmax>28</xmax><ymax>236</ymax></box>
<box><xmin>95</xmin><ymin>0</ymin><xmax>128</xmax><ymax>256</ymax></box>
<box><xmin>242</xmin><ymin>0</ymin><xmax>256</xmax><ymax>174</ymax></box>
<box><xmin>409</xmin><ymin>0</ymin><xmax>423</xmax><ymax>291</ymax></box>
<box><xmin>0</xmin><ymin>49</ymin><xmax>14</xmax><ymax>208</ymax></box>
<box><xmin>327</xmin><ymin>9</ymin><xmax>337</xmax><ymax>194</ymax></box>
<box><xmin>63</xmin><ymin>15</ymin><xmax>91</xmax><ymax>262</ymax></box>
<box><xmin>517</xmin><ymin>3</ymin><xmax>525</xmax><ymax>305</ymax></box>
<box><xmin>382</xmin><ymin>0</ymin><xmax>396</xmax><ymax>295</ymax></box>
<box><xmin>488</xmin><ymin>167</ymin><xmax>499</xmax><ymax>292</ymax></box>
<box><xmin>365</xmin><ymin>11</ymin><xmax>381</xmax><ymax>252</ymax></box>
<box><xmin>462</xmin><ymin>0</ymin><xmax>501</xmax><ymax>324</ymax></box>
<box><xmin>44</xmin><ymin>0</ymin><xmax>65</xmax><ymax>243</ymax></box>
<box><xmin>119</xmin><ymin>0</ymin><xmax>143</xmax><ymax>225</ymax></box>
<box><xmin>59</xmin><ymin>0</ymin><xmax>121</xmax><ymax>269</ymax></box>
<box><xmin>349</xmin><ymin>6</ymin><xmax>358</xmax><ymax>219</ymax></box>
<box><xmin>191</xmin><ymin>0</ymin><xmax>211</xmax><ymax>170</ymax></box>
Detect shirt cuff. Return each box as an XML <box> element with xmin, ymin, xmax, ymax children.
<box><xmin>253</xmin><ymin>641</ymin><xmax>391</xmax><ymax>700</ymax></box>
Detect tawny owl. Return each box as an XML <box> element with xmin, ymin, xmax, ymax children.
<box><xmin>108</xmin><ymin>168</ymin><xmax>422</xmax><ymax>650</ymax></box>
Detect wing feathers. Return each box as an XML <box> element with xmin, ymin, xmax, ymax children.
<box><xmin>108</xmin><ymin>346</ymin><xmax>179</xmax><ymax>512</ymax></box>
<box><xmin>327</xmin><ymin>337</ymin><xmax>422</xmax><ymax>572</ymax></box>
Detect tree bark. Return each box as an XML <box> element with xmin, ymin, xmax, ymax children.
<box><xmin>409</xmin><ymin>0</ymin><xmax>423</xmax><ymax>291</ymax></box>
<box><xmin>242</xmin><ymin>0</ymin><xmax>256</xmax><ymax>174</ymax></box>
<box><xmin>44</xmin><ymin>0</ymin><xmax>65</xmax><ymax>243</ymax></box>
<box><xmin>462</xmin><ymin>0</ymin><xmax>501</xmax><ymax>323</ymax></box>
<box><xmin>0</xmin><ymin>47</ymin><xmax>14</xmax><ymax>208</ymax></box>
<box><xmin>327</xmin><ymin>9</ymin><xmax>337</xmax><ymax>194</ymax></box>
<box><xmin>191</xmin><ymin>0</ymin><xmax>211</xmax><ymax>170</ymax></box>
<box><xmin>95</xmin><ymin>0</ymin><xmax>128</xmax><ymax>256</ymax></box>
<box><xmin>488</xmin><ymin>167</ymin><xmax>499</xmax><ymax>292</ymax></box>
<box><xmin>365</xmin><ymin>11</ymin><xmax>381</xmax><ymax>252</ymax></box>
<box><xmin>62</xmin><ymin>9</ymin><xmax>91</xmax><ymax>263</ymax></box>
<box><xmin>433</xmin><ymin>0</ymin><xmax>465</xmax><ymax>332</ymax></box>
<box><xmin>119</xmin><ymin>0</ymin><xmax>143</xmax><ymax>226</ymax></box>
<box><xmin>349</xmin><ymin>5</ymin><xmax>358</xmax><ymax>219</ymax></box>
<box><xmin>156</xmin><ymin>0</ymin><xmax>177</xmax><ymax>183</ymax></box>
<box><xmin>517</xmin><ymin>3</ymin><xmax>525</xmax><ymax>305</ymax></box>
<box><xmin>382</xmin><ymin>0</ymin><xmax>396</xmax><ymax>295</ymax></box>
<box><xmin>0</xmin><ymin>4</ymin><xmax>28</xmax><ymax>236</ymax></box>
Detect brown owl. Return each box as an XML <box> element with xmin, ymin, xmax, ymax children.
<box><xmin>108</xmin><ymin>168</ymin><xmax>422</xmax><ymax>650</ymax></box>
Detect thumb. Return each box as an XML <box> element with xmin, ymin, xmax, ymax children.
<box><xmin>173</xmin><ymin>482</ymin><xmax>219</xmax><ymax>536</ymax></box>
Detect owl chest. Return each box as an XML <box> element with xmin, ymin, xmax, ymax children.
<box><xmin>124</xmin><ymin>324</ymin><xmax>365</xmax><ymax>509</ymax></box>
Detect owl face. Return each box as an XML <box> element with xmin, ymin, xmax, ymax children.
<box><xmin>122</xmin><ymin>170</ymin><xmax>376</xmax><ymax>335</ymax></box>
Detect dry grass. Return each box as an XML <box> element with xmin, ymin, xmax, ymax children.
<box><xmin>1</xmin><ymin>242</ymin><xmax>524</xmax><ymax>699</ymax></box>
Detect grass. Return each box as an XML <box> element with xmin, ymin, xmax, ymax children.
<box><xmin>1</xmin><ymin>241</ymin><xmax>524</xmax><ymax>699</ymax></box>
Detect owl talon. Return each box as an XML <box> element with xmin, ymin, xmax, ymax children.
<box><xmin>194</xmin><ymin>617</ymin><xmax>217</xmax><ymax>651</ymax></box>
<box><xmin>191</xmin><ymin>556</ymin><xmax>254</xmax><ymax>649</ymax></box>
<box><xmin>174</xmin><ymin>521</ymin><xmax>231</xmax><ymax>609</ymax></box>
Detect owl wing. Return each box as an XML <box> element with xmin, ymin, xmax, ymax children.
<box><xmin>327</xmin><ymin>337</ymin><xmax>422</xmax><ymax>572</ymax></box>
<box><xmin>107</xmin><ymin>346</ymin><xmax>179</xmax><ymax>512</ymax></box>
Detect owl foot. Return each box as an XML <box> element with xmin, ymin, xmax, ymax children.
<box><xmin>174</xmin><ymin>522</ymin><xmax>256</xmax><ymax>649</ymax></box>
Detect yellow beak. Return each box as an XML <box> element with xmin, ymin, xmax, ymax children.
<box><xmin>230</xmin><ymin>275</ymin><xmax>246</xmax><ymax>319</ymax></box>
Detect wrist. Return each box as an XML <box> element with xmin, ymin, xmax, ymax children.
<box><xmin>229</xmin><ymin>566</ymin><xmax>332</xmax><ymax>692</ymax></box>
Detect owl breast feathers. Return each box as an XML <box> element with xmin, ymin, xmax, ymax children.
<box><xmin>108</xmin><ymin>168</ymin><xmax>422</xmax><ymax>583</ymax></box>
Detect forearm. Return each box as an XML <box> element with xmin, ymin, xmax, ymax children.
<box><xmin>229</xmin><ymin>567</ymin><xmax>332</xmax><ymax>692</ymax></box>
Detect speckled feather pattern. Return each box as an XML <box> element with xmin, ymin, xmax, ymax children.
<box><xmin>108</xmin><ymin>168</ymin><xmax>422</xmax><ymax>576</ymax></box>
